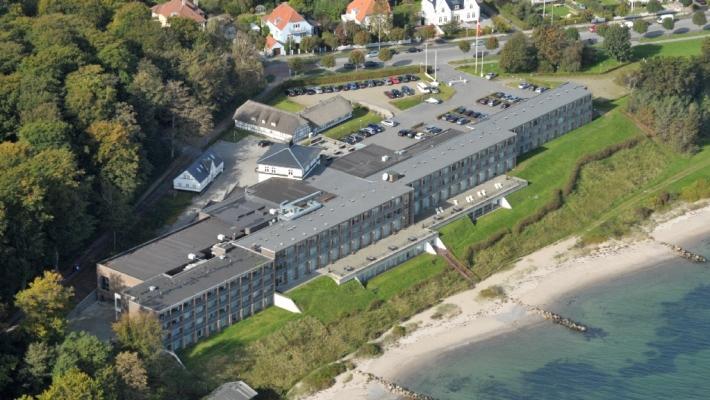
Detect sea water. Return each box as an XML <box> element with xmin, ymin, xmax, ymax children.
<box><xmin>398</xmin><ymin>237</ymin><xmax>710</xmax><ymax>400</ymax></box>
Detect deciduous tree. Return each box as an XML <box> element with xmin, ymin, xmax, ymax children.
<box><xmin>603</xmin><ymin>24</ymin><xmax>632</xmax><ymax>61</ymax></box>
<box><xmin>64</xmin><ymin>64</ymin><xmax>118</xmax><ymax>128</ymax></box>
<box><xmin>378</xmin><ymin>47</ymin><xmax>393</xmax><ymax>61</ymax></box>
<box><xmin>633</xmin><ymin>19</ymin><xmax>649</xmax><ymax>34</ymax></box>
<box><xmin>113</xmin><ymin>312</ymin><xmax>163</xmax><ymax>360</ymax></box>
<box><xmin>348</xmin><ymin>50</ymin><xmax>365</xmax><ymax>67</ymax></box>
<box><xmin>14</xmin><ymin>271</ymin><xmax>73</xmax><ymax>341</ymax></box>
<box><xmin>52</xmin><ymin>332</ymin><xmax>111</xmax><ymax>379</ymax></box>
<box><xmin>499</xmin><ymin>32</ymin><xmax>537</xmax><ymax>73</ymax></box>
<box><xmin>692</xmin><ymin>11</ymin><xmax>706</xmax><ymax>27</ymax></box>
<box><xmin>37</xmin><ymin>369</ymin><xmax>104</xmax><ymax>400</ymax></box>
<box><xmin>458</xmin><ymin>40</ymin><xmax>470</xmax><ymax>54</ymax></box>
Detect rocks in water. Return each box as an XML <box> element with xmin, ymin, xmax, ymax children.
<box><xmin>660</xmin><ymin>242</ymin><xmax>707</xmax><ymax>263</ymax></box>
<box><xmin>510</xmin><ymin>298</ymin><xmax>588</xmax><ymax>333</ymax></box>
<box><xmin>359</xmin><ymin>371</ymin><xmax>436</xmax><ymax>400</ymax></box>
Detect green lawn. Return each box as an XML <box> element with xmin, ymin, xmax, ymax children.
<box><xmin>183</xmin><ymin>307</ymin><xmax>302</xmax><ymax>369</ymax></box>
<box><xmin>633</xmin><ymin>37</ymin><xmax>707</xmax><ymax>58</ymax></box>
<box><xmin>391</xmin><ymin>81</ymin><xmax>456</xmax><ymax>110</ymax></box>
<box><xmin>439</xmin><ymin>100</ymin><xmax>643</xmax><ymax>258</ymax></box>
<box><xmin>321</xmin><ymin>107</ymin><xmax>381</xmax><ymax>140</ymax></box>
<box><xmin>182</xmin><ymin>253</ymin><xmax>451</xmax><ymax>372</ymax></box>
<box><xmin>268</xmin><ymin>94</ymin><xmax>305</xmax><ymax>112</ymax></box>
<box><xmin>365</xmin><ymin>255</ymin><xmax>445</xmax><ymax>300</ymax></box>
<box><xmin>289</xmin><ymin>279</ymin><xmax>377</xmax><ymax>324</ymax></box>
<box><xmin>638</xmin><ymin>31</ymin><xmax>710</xmax><ymax>44</ymax></box>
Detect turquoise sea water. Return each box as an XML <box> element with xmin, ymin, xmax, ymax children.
<box><xmin>398</xmin><ymin>237</ymin><xmax>710</xmax><ymax>400</ymax></box>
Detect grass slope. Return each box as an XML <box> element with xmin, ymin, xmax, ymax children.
<box><xmin>322</xmin><ymin>107</ymin><xmax>381</xmax><ymax>140</ymax></box>
<box><xmin>440</xmin><ymin>100</ymin><xmax>642</xmax><ymax>258</ymax></box>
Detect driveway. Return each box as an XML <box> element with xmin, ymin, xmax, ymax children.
<box><xmin>164</xmin><ymin>136</ymin><xmax>270</xmax><ymax>231</ymax></box>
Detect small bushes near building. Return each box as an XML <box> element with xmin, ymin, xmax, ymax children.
<box><xmin>680</xmin><ymin>178</ymin><xmax>710</xmax><ymax>203</ymax></box>
<box><xmin>478</xmin><ymin>285</ymin><xmax>507</xmax><ymax>300</ymax></box>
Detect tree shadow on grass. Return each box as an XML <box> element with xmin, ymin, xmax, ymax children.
<box><xmin>517</xmin><ymin>145</ymin><xmax>548</xmax><ymax>164</ymax></box>
<box><xmin>673</xmin><ymin>27</ymin><xmax>690</xmax><ymax>34</ymax></box>
<box><xmin>643</xmin><ymin>30</ymin><xmax>664</xmax><ymax>39</ymax></box>
<box><xmin>392</xmin><ymin>59</ymin><xmax>413</xmax><ymax>67</ymax></box>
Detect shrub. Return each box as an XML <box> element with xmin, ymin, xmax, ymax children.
<box><xmin>654</xmin><ymin>191</ymin><xmax>673</xmax><ymax>208</ymax></box>
<box><xmin>514</xmin><ymin>189</ymin><xmax>564</xmax><ymax>235</ymax></box>
<box><xmin>478</xmin><ymin>285</ymin><xmax>506</xmax><ymax>300</ymax></box>
<box><xmin>633</xmin><ymin>19</ymin><xmax>649</xmax><ymax>34</ymax></box>
<box><xmin>485</xmin><ymin>36</ymin><xmax>499</xmax><ymax>50</ymax></box>
<box><xmin>692</xmin><ymin>11</ymin><xmax>707</xmax><ymax>27</ymax></box>
<box><xmin>390</xmin><ymin>325</ymin><xmax>407</xmax><ymax>339</ymax></box>
<box><xmin>356</xmin><ymin>343</ymin><xmax>382</xmax><ymax>358</ymax></box>
<box><xmin>300</xmin><ymin>362</ymin><xmax>347</xmax><ymax>394</ymax></box>
<box><xmin>646</xmin><ymin>0</ymin><xmax>662</xmax><ymax>12</ymax></box>
<box><xmin>679</xmin><ymin>178</ymin><xmax>710</xmax><ymax>202</ymax></box>
<box><xmin>662</xmin><ymin>18</ymin><xmax>674</xmax><ymax>30</ymax></box>
<box><xmin>378</xmin><ymin>48</ymin><xmax>392</xmax><ymax>61</ymax></box>
<box><xmin>430</xmin><ymin>303</ymin><xmax>461</xmax><ymax>320</ymax></box>
<box><xmin>321</xmin><ymin>54</ymin><xmax>336</xmax><ymax>68</ymax></box>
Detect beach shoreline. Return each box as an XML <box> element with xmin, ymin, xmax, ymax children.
<box><xmin>304</xmin><ymin>202</ymin><xmax>710</xmax><ymax>400</ymax></box>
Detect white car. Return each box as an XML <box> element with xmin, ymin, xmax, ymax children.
<box><xmin>424</xmin><ymin>97</ymin><xmax>442</xmax><ymax>104</ymax></box>
<box><xmin>518</xmin><ymin>82</ymin><xmax>530</xmax><ymax>89</ymax></box>
<box><xmin>484</xmin><ymin>72</ymin><xmax>497</xmax><ymax>80</ymax></box>
<box><xmin>366</xmin><ymin>50</ymin><xmax>378</xmax><ymax>58</ymax></box>
<box><xmin>382</xmin><ymin>119</ymin><xmax>399</xmax><ymax>127</ymax></box>
<box><xmin>415</xmin><ymin>132</ymin><xmax>426</xmax><ymax>140</ymax></box>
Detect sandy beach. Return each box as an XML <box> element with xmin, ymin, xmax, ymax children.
<box><xmin>305</xmin><ymin>202</ymin><xmax>710</xmax><ymax>400</ymax></box>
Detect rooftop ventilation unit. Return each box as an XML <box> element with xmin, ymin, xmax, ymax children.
<box><xmin>187</xmin><ymin>253</ymin><xmax>197</xmax><ymax>260</ymax></box>
<box><xmin>149</xmin><ymin>286</ymin><xmax>157</xmax><ymax>292</ymax></box>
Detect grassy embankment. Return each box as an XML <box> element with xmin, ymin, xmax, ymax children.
<box><xmin>440</xmin><ymin>99</ymin><xmax>710</xmax><ymax>278</ymax></box>
<box><xmin>321</xmin><ymin>107</ymin><xmax>382</xmax><ymax>140</ymax></box>
<box><xmin>181</xmin><ymin>255</ymin><xmax>465</xmax><ymax>396</ymax></box>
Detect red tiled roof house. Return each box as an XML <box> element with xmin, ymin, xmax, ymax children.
<box><xmin>341</xmin><ymin>0</ymin><xmax>392</xmax><ymax>28</ymax></box>
<box><xmin>263</xmin><ymin>3</ymin><xmax>313</xmax><ymax>46</ymax></box>
<box><xmin>151</xmin><ymin>0</ymin><xmax>207</xmax><ymax>28</ymax></box>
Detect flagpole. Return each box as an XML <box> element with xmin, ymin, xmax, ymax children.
<box><xmin>474</xmin><ymin>18</ymin><xmax>479</xmax><ymax>75</ymax></box>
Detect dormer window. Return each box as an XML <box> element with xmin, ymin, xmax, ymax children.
<box><xmin>293</xmin><ymin>23</ymin><xmax>300</xmax><ymax>28</ymax></box>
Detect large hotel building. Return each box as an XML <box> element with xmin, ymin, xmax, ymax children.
<box><xmin>97</xmin><ymin>82</ymin><xmax>593</xmax><ymax>350</ymax></box>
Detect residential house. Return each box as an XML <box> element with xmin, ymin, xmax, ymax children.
<box><xmin>151</xmin><ymin>0</ymin><xmax>207</xmax><ymax>28</ymax></box>
<box><xmin>299</xmin><ymin>96</ymin><xmax>353</xmax><ymax>133</ymax></box>
<box><xmin>264</xmin><ymin>3</ymin><xmax>313</xmax><ymax>47</ymax></box>
<box><xmin>256</xmin><ymin>143</ymin><xmax>321</xmax><ymax>182</ymax></box>
<box><xmin>264</xmin><ymin>35</ymin><xmax>285</xmax><ymax>56</ymax></box>
<box><xmin>341</xmin><ymin>0</ymin><xmax>392</xmax><ymax>29</ymax></box>
<box><xmin>233</xmin><ymin>100</ymin><xmax>312</xmax><ymax>143</ymax></box>
<box><xmin>173</xmin><ymin>150</ymin><xmax>224</xmax><ymax>192</ymax></box>
<box><xmin>421</xmin><ymin>0</ymin><xmax>480</xmax><ymax>27</ymax></box>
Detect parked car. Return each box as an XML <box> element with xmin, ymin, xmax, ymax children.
<box><xmin>391</xmin><ymin>89</ymin><xmax>403</xmax><ymax>98</ymax></box>
<box><xmin>407</xmin><ymin>47</ymin><xmax>422</xmax><ymax>53</ymax></box>
<box><xmin>534</xmin><ymin>86</ymin><xmax>548</xmax><ymax>93</ymax></box>
<box><xmin>415</xmin><ymin>132</ymin><xmax>426</xmax><ymax>140</ymax></box>
<box><xmin>390</xmin><ymin>76</ymin><xmax>400</xmax><ymax>84</ymax></box>
<box><xmin>384</xmin><ymin>91</ymin><xmax>395</xmax><ymax>99</ymax></box>
<box><xmin>374</xmin><ymin>79</ymin><xmax>385</xmax><ymax>86</ymax></box>
<box><xmin>407</xmin><ymin>74</ymin><xmax>420</xmax><ymax>81</ymax></box>
<box><xmin>500</xmin><ymin>103</ymin><xmax>510</xmax><ymax>109</ymax></box>
<box><xmin>368</xmin><ymin>123</ymin><xmax>384</xmax><ymax>133</ymax></box>
<box><xmin>477</xmin><ymin>97</ymin><xmax>489</xmax><ymax>105</ymax></box>
<box><xmin>518</xmin><ymin>82</ymin><xmax>529</xmax><ymax>89</ymax></box>
<box><xmin>366</xmin><ymin>50</ymin><xmax>378</xmax><ymax>58</ymax></box>
<box><xmin>484</xmin><ymin>72</ymin><xmax>498</xmax><ymax>80</ymax></box>
<box><xmin>343</xmin><ymin>63</ymin><xmax>355</xmax><ymax>70</ymax></box>
<box><xmin>364</xmin><ymin>61</ymin><xmax>379</xmax><ymax>69</ymax></box>
<box><xmin>306</xmin><ymin>88</ymin><xmax>316</xmax><ymax>95</ymax></box>
<box><xmin>399</xmin><ymin>75</ymin><xmax>410</xmax><ymax>82</ymax></box>
<box><xmin>401</xmin><ymin>85</ymin><xmax>414</xmax><ymax>96</ymax></box>
<box><xmin>425</xmin><ymin>97</ymin><xmax>442</xmax><ymax>104</ymax></box>
<box><xmin>258</xmin><ymin>140</ymin><xmax>272</xmax><ymax>147</ymax></box>
<box><xmin>456</xmin><ymin>118</ymin><xmax>469</xmax><ymax>125</ymax></box>
<box><xmin>398</xmin><ymin>129</ymin><xmax>414</xmax><ymax>136</ymax></box>
<box><xmin>382</xmin><ymin>119</ymin><xmax>399</xmax><ymax>127</ymax></box>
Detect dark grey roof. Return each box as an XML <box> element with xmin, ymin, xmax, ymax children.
<box><xmin>246</xmin><ymin>177</ymin><xmax>331</xmax><ymax>205</ymax></box>
<box><xmin>299</xmin><ymin>95</ymin><xmax>353</xmax><ymax>127</ymax></box>
<box><xmin>257</xmin><ymin>143</ymin><xmax>321</xmax><ymax>170</ymax></box>
<box><xmin>234</xmin><ymin>167</ymin><xmax>413</xmax><ymax>253</ymax></box>
<box><xmin>202</xmin><ymin>194</ymin><xmax>272</xmax><ymax>234</ymax></box>
<box><xmin>206</xmin><ymin>381</ymin><xmax>258</xmax><ymax>400</ymax></box>
<box><xmin>123</xmin><ymin>244</ymin><xmax>271</xmax><ymax>312</ymax></box>
<box><xmin>330</xmin><ymin>144</ymin><xmax>409</xmax><ymax>178</ymax></box>
<box><xmin>445</xmin><ymin>0</ymin><xmax>464</xmax><ymax>10</ymax></box>
<box><xmin>233</xmin><ymin>100</ymin><xmax>309</xmax><ymax>135</ymax></box>
<box><xmin>186</xmin><ymin>150</ymin><xmax>223</xmax><ymax>182</ymax></box>
<box><xmin>102</xmin><ymin>218</ymin><xmax>238</xmax><ymax>281</ymax></box>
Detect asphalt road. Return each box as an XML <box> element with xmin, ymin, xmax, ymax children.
<box><xmin>265</xmin><ymin>11</ymin><xmax>710</xmax><ymax>79</ymax></box>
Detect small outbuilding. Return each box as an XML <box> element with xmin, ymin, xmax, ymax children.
<box><xmin>205</xmin><ymin>381</ymin><xmax>258</xmax><ymax>400</ymax></box>
<box><xmin>299</xmin><ymin>95</ymin><xmax>353</xmax><ymax>133</ymax></box>
<box><xmin>173</xmin><ymin>150</ymin><xmax>224</xmax><ymax>192</ymax></box>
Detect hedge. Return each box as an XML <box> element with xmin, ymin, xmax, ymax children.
<box><xmin>285</xmin><ymin>65</ymin><xmax>422</xmax><ymax>87</ymax></box>
<box><xmin>563</xmin><ymin>137</ymin><xmax>641</xmax><ymax>196</ymax></box>
<box><xmin>514</xmin><ymin>189</ymin><xmax>564</xmax><ymax>235</ymax></box>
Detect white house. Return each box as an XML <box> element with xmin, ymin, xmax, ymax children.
<box><xmin>263</xmin><ymin>3</ymin><xmax>313</xmax><ymax>46</ymax></box>
<box><xmin>233</xmin><ymin>100</ymin><xmax>312</xmax><ymax>143</ymax></box>
<box><xmin>299</xmin><ymin>96</ymin><xmax>353</xmax><ymax>133</ymax></box>
<box><xmin>173</xmin><ymin>150</ymin><xmax>224</xmax><ymax>192</ymax></box>
<box><xmin>422</xmin><ymin>0</ymin><xmax>480</xmax><ymax>27</ymax></box>
<box><xmin>341</xmin><ymin>0</ymin><xmax>392</xmax><ymax>29</ymax></box>
<box><xmin>151</xmin><ymin>0</ymin><xmax>207</xmax><ymax>28</ymax></box>
<box><xmin>256</xmin><ymin>143</ymin><xmax>321</xmax><ymax>182</ymax></box>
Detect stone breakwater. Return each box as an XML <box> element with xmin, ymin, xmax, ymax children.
<box><xmin>358</xmin><ymin>371</ymin><xmax>436</xmax><ymax>400</ymax></box>
<box><xmin>512</xmin><ymin>299</ymin><xmax>588</xmax><ymax>333</ymax></box>
<box><xmin>659</xmin><ymin>242</ymin><xmax>707</xmax><ymax>263</ymax></box>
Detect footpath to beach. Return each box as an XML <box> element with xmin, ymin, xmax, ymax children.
<box><xmin>305</xmin><ymin>202</ymin><xmax>710</xmax><ymax>400</ymax></box>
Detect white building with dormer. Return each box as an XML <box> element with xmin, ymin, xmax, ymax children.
<box><xmin>422</xmin><ymin>0</ymin><xmax>480</xmax><ymax>27</ymax></box>
<box><xmin>256</xmin><ymin>143</ymin><xmax>321</xmax><ymax>182</ymax></box>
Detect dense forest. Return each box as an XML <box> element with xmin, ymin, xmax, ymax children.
<box><xmin>0</xmin><ymin>0</ymin><xmax>266</xmax><ymax>397</ymax></box>
<box><xmin>0</xmin><ymin>0</ymin><xmax>264</xmax><ymax>303</ymax></box>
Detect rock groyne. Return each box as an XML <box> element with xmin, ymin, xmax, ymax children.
<box><xmin>660</xmin><ymin>242</ymin><xmax>707</xmax><ymax>263</ymax></box>
<box><xmin>358</xmin><ymin>371</ymin><xmax>436</xmax><ymax>400</ymax></box>
<box><xmin>511</xmin><ymin>299</ymin><xmax>588</xmax><ymax>333</ymax></box>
